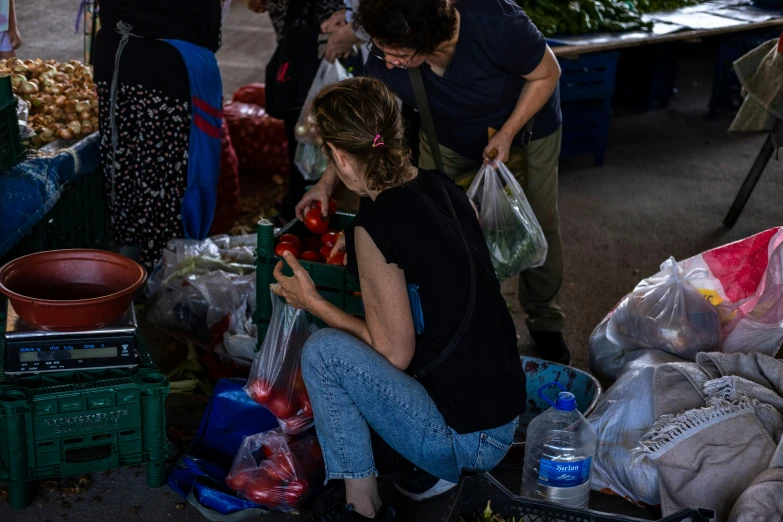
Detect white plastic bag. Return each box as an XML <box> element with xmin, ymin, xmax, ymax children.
<box><xmin>293</xmin><ymin>59</ymin><xmax>351</xmax><ymax>180</ymax></box>
<box><xmin>466</xmin><ymin>161</ymin><xmax>547</xmax><ymax>281</ymax></box>
<box><xmin>245</xmin><ymin>291</ymin><xmax>315</xmax><ymax>434</ymax></box>
<box><xmin>589</xmin><ymin>350</ymin><xmax>684</xmax><ymax>506</ymax></box>
<box><xmin>590</xmin><ymin>229</ymin><xmax>783</xmax><ymax>380</ymax></box>
<box><xmin>606</xmin><ymin>257</ymin><xmax>722</xmax><ymax>360</ymax></box>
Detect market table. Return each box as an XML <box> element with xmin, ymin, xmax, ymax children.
<box><xmin>0</xmin><ymin>133</ymin><xmax>103</xmax><ymax>261</ymax></box>
<box><xmin>549</xmin><ymin>0</ymin><xmax>783</xmax><ymax>57</ymax></box>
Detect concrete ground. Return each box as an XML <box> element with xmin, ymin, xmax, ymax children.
<box><xmin>4</xmin><ymin>0</ymin><xmax>782</xmax><ymax>521</ymax></box>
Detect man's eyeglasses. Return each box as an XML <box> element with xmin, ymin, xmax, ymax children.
<box><xmin>367</xmin><ymin>39</ymin><xmax>419</xmax><ymax>70</ymax></box>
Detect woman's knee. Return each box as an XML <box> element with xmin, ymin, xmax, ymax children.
<box><xmin>301</xmin><ymin>328</ymin><xmax>356</xmax><ymax>374</ymax></box>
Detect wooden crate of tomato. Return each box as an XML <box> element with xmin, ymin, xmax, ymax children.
<box><xmin>255</xmin><ymin>201</ymin><xmax>363</xmax><ymax>345</ymax></box>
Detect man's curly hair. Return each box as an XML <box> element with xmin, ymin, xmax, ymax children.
<box><xmin>355</xmin><ymin>0</ymin><xmax>458</xmax><ymax>56</ymax></box>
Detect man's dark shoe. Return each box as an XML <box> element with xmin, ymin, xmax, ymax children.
<box><xmin>394</xmin><ymin>467</ymin><xmax>457</xmax><ymax>501</ymax></box>
<box><xmin>530</xmin><ymin>331</ymin><xmax>571</xmax><ymax>366</ymax></box>
<box><xmin>309</xmin><ymin>501</ymin><xmax>396</xmax><ymax>521</ymax></box>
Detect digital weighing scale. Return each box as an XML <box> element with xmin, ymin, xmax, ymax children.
<box><xmin>2</xmin><ymin>301</ymin><xmax>140</xmax><ymax>374</ymax></box>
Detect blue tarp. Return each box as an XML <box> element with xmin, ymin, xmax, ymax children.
<box><xmin>0</xmin><ymin>133</ymin><xmax>101</xmax><ymax>258</ymax></box>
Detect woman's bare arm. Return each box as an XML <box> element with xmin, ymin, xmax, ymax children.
<box><xmin>274</xmin><ymin>228</ymin><xmax>415</xmax><ymax>370</ymax></box>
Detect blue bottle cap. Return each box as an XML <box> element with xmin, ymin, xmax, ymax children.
<box><xmin>555</xmin><ymin>392</ymin><xmax>577</xmax><ymax>412</ymax></box>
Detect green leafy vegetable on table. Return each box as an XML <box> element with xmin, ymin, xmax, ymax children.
<box><xmin>515</xmin><ymin>0</ymin><xmax>705</xmax><ymax>37</ymax></box>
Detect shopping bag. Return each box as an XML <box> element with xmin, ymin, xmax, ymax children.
<box><xmin>293</xmin><ymin>59</ymin><xmax>351</xmax><ymax>180</ymax></box>
<box><xmin>606</xmin><ymin>257</ymin><xmax>722</xmax><ymax>359</ymax></box>
<box><xmin>226</xmin><ymin>429</ymin><xmax>325</xmax><ymax>512</ymax></box>
<box><xmin>589</xmin><ymin>227</ymin><xmax>783</xmax><ymax>380</ymax></box>
<box><xmin>466</xmin><ymin>161</ymin><xmax>548</xmax><ymax>281</ymax></box>
<box><xmin>244</xmin><ymin>291</ymin><xmax>315</xmax><ymax>434</ymax></box>
<box><xmin>589</xmin><ymin>350</ymin><xmax>685</xmax><ymax>507</ymax></box>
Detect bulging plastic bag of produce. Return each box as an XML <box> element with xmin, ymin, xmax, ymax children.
<box><xmin>226</xmin><ymin>429</ymin><xmax>325</xmax><ymax>512</ymax></box>
<box><xmin>223</xmin><ymin>101</ymin><xmax>288</xmax><ymax>179</ymax></box>
<box><xmin>466</xmin><ymin>161</ymin><xmax>547</xmax><ymax>281</ymax></box>
<box><xmin>606</xmin><ymin>257</ymin><xmax>721</xmax><ymax>360</ymax></box>
<box><xmin>233</xmin><ymin>83</ymin><xmax>266</xmax><ymax>108</ymax></box>
<box><xmin>245</xmin><ymin>291</ymin><xmax>315</xmax><ymax>434</ymax></box>
<box><xmin>294</xmin><ymin>60</ymin><xmax>351</xmax><ymax>180</ymax></box>
<box><xmin>591</xmin><ymin>228</ymin><xmax>783</xmax><ymax>380</ymax></box>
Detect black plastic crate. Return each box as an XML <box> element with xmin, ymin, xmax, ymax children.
<box><xmin>614</xmin><ymin>44</ymin><xmax>679</xmax><ymax>111</ymax></box>
<box><xmin>2</xmin><ymin>168</ymin><xmax>106</xmax><ymax>263</ymax></box>
<box><xmin>0</xmin><ymin>79</ymin><xmax>27</xmax><ymax>173</ymax></box>
<box><xmin>561</xmin><ymin>98</ymin><xmax>612</xmax><ymax>166</ymax></box>
<box><xmin>442</xmin><ymin>472</ymin><xmax>715</xmax><ymax>522</ymax></box>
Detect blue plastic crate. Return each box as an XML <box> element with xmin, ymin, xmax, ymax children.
<box><xmin>710</xmin><ymin>28</ymin><xmax>782</xmax><ymax>117</ymax></box>
<box><xmin>561</xmin><ymin>98</ymin><xmax>612</xmax><ymax>167</ymax></box>
<box><xmin>558</xmin><ymin>52</ymin><xmax>620</xmax><ymax>103</ymax></box>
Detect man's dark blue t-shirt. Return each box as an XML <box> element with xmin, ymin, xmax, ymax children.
<box><xmin>366</xmin><ymin>0</ymin><xmax>561</xmax><ymax>161</ymax></box>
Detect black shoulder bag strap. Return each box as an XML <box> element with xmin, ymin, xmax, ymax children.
<box><xmin>408</xmin><ymin>68</ymin><xmax>475</xmax><ymax>378</ymax></box>
<box><xmin>415</xmin><ymin>176</ymin><xmax>477</xmax><ymax>379</ymax></box>
<box><xmin>409</xmin><ymin>68</ymin><xmax>445</xmax><ymax>174</ymax></box>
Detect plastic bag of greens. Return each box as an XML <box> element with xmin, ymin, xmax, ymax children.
<box><xmin>606</xmin><ymin>257</ymin><xmax>722</xmax><ymax>360</ymax></box>
<box><xmin>245</xmin><ymin>290</ymin><xmax>315</xmax><ymax>434</ymax></box>
<box><xmin>466</xmin><ymin>161</ymin><xmax>547</xmax><ymax>281</ymax></box>
<box><xmin>293</xmin><ymin>59</ymin><xmax>351</xmax><ymax>180</ymax></box>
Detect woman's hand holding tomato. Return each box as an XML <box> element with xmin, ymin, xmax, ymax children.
<box><xmin>271</xmin><ymin>251</ymin><xmax>322</xmax><ymax>313</ymax></box>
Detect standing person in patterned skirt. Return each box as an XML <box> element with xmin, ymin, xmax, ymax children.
<box><xmin>248</xmin><ymin>0</ymin><xmax>346</xmax><ymax>221</ymax></box>
<box><xmin>94</xmin><ymin>0</ymin><xmax>224</xmax><ymax>272</ymax></box>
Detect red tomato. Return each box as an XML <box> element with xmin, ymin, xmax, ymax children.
<box><xmin>304</xmin><ymin>207</ymin><xmax>330</xmax><ymax>234</ymax></box>
<box><xmin>279</xmin><ymin>234</ymin><xmax>301</xmax><ymax>248</ymax></box>
<box><xmin>313</xmin><ymin>198</ymin><xmax>338</xmax><ymax>216</ymax></box>
<box><xmin>319</xmin><ymin>245</ymin><xmax>333</xmax><ymax>261</ymax></box>
<box><xmin>298</xmin><ymin>393</ymin><xmax>312</xmax><ymax>415</ymax></box>
<box><xmin>300</xmin><ymin>251</ymin><xmax>323</xmax><ymax>262</ymax></box>
<box><xmin>275</xmin><ymin>242</ymin><xmax>300</xmax><ymax>258</ymax></box>
<box><xmin>225</xmin><ymin>472</ymin><xmax>250</xmax><ymax>492</ymax></box>
<box><xmin>304</xmin><ymin>236</ymin><xmax>322</xmax><ymax>251</ymax></box>
<box><xmin>241</xmin><ymin>477</ymin><xmax>283</xmax><ymax>506</ymax></box>
<box><xmin>320</xmin><ymin>231</ymin><xmax>339</xmax><ymax>247</ymax></box>
<box><xmin>327</xmin><ymin>252</ymin><xmax>346</xmax><ymax>266</ymax></box>
<box><xmin>247</xmin><ymin>379</ymin><xmax>273</xmax><ymax>405</ymax></box>
<box><xmin>268</xmin><ymin>394</ymin><xmax>298</xmax><ymax>419</ymax></box>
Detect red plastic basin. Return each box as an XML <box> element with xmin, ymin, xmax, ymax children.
<box><xmin>0</xmin><ymin>249</ymin><xmax>146</xmax><ymax>331</ymax></box>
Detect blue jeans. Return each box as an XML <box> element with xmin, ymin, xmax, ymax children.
<box><xmin>301</xmin><ymin>328</ymin><xmax>518</xmax><ymax>484</ymax></box>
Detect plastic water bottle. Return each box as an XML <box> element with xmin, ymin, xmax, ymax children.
<box><xmin>521</xmin><ymin>382</ymin><xmax>598</xmax><ymax>508</ymax></box>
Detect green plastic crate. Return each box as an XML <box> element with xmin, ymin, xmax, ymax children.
<box><xmin>255</xmin><ymin>213</ymin><xmax>363</xmax><ymax>344</ymax></box>
<box><xmin>0</xmin><ymin>372</ymin><xmax>169</xmax><ymax>509</ymax></box>
<box><xmin>0</xmin><ymin>302</ymin><xmax>168</xmax><ymax>510</ymax></box>
<box><xmin>0</xmin><ymin>76</ymin><xmax>27</xmax><ymax>173</ymax></box>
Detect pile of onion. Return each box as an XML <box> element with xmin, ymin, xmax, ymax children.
<box><xmin>0</xmin><ymin>58</ymin><xmax>98</xmax><ymax>146</ymax></box>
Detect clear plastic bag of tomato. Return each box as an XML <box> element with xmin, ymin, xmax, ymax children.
<box><xmin>245</xmin><ymin>290</ymin><xmax>316</xmax><ymax>434</ymax></box>
<box><xmin>466</xmin><ymin>160</ymin><xmax>548</xmax><ymax>282</ymax></box>
<box><xmin>226</xmin><ymin>429</ymin><xmax>325</xmax><ymax>512</ymax></box>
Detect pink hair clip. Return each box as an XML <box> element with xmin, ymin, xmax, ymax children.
<box><xmin>372</xmin><ymin>134</ymin><xmax>385</xmax><ymax>148</ymax></box>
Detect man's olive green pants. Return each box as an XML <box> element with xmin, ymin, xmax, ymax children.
<box><xmin>418</xmin><ymin>128</ymin><xmax>565</xmax><ymax>333</ymax></box>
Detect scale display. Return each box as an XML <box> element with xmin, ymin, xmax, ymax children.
<box><xmin>3</xmin><ymin>302</ymin><xmax>140</xmax><ymax>374</ymax></box>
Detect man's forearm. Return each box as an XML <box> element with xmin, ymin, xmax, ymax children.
<box><xmin>9</xmin><ymin>0</ymin><xmax>17</xmax><ymax>27</ymax></box>
<box><xmin>500</xmin><ymin>75</ymin><xmax>558</xmax><ymax>138</ymax></box>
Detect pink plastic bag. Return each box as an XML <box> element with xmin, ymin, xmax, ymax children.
<box><xmin>226</xmin><ymin>429</ymin><xmax>325</xmax><ymax>512</ymax></box>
